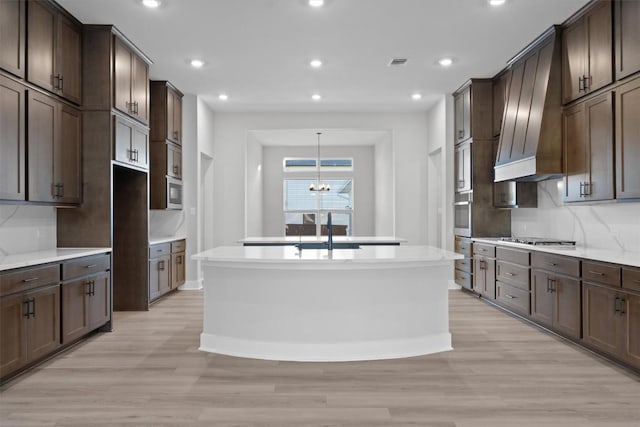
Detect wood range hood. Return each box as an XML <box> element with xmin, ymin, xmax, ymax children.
<box><xmin>495</xmin><ymin>26</ymin><xmax>563</xmax><ymax>182</ymax></box>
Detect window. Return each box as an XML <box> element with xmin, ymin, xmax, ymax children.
<box><xmin>284</xmin><ymin>178</ymin><xmax>353</xmax><ymax>236</ymax></box>
<box><xmin>283</xmin><ymin>158</ymin><xmax>353</xmax><ymax>172</ymax></box>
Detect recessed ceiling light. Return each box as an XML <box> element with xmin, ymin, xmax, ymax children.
<box><xmin>310</xmin><ymin>59</ymin><xmax>323</xmax><ymax>68</ymax></box>
<box><xmin>218</xmin><ymin>94</ymin><xmax>229</xmax><ymax>101</ymax></box>
<box><xmin>190</xmin><ymin>59</ymin><xmax>204</xmax><ymax>68</ymax></box>
<box><xmin>438</xmin><ymin>57</ymin><xmax>453</xmax><ymax>67</ymax></box>
<box><xmin>488</xmin><ymin>0</ymin><xmax>506</xmax><ymax>6</ymax></box>
<box><xmin>309</xmin><ymin>0</ymin><xmax>324</xmax><ymax>7</ymax></box>
<box><xmin>141</xmin><ymin>0</ymin><xmax>161</xmax><ymax>8</ymax></box>
<box><xmin>412</xmin><ymin>93</ymin><xmax>422</xmax><ymax>100</ymax></box>
<box><xmin>311</xmin><ymin>94</ymin><xmax>322</xmax><ymax>101</ymax></box>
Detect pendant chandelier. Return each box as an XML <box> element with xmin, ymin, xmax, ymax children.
<box><xmin>309</xmin><ymin>132</ymin><xmax>331</xmax><ymax>192</ymax></box>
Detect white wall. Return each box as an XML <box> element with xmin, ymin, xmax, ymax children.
<box><xmin>260</xmin><ymin>144</ymin><xmax>375</xmax><ymax>236</ymax></box>
<box><xmin>374</xmin><ymin>136</ymin><xmax>394</xmax><ymax>236</ymax></box>
<box><xmin>245</xmin><ymin>133</ymin><xmax>263</xmax><ymax>237</ymax></box>
<box><xmin>512</xmin><ymin>179</ymin><xmax>640</xmax><ymax>252</ymax></box>
<box><xmin>0</xmin><ymin>205</ymin><xmax>57</xmax><ymax>255</ymax></box>
<box><xmin>211</xmin><ymin>112</ymin><xmax>429</xmax><ymax>246</ymax></box>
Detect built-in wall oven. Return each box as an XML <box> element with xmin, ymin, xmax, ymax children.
<box><xmin>454</xmin><ymin>192</ymin><xmax>472</xmax><ymax>237</ymax></box>
<box><xmin>167</xmin><ymin>177</ymin><xmax>183</xmax><ymax>210</ymax></box>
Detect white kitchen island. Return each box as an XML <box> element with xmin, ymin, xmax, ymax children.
<box><xmin>193</xmin><ymin>245</ymin><xmax>462</xmax><ymax>362</ymax></box>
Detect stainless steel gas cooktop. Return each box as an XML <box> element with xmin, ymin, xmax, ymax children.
<box><xmin>500</xmin><ymin>237</ymin><xmax>576</xmax><ymax>246</ymax></box>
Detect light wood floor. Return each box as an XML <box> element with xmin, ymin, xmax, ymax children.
<box><xmin>1</xmin><ymin>289</ymin><xmax>639</xmax><ymax>426</ymax></box>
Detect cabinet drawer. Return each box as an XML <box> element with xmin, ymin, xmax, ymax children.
<box><xmin>496</xmin><ymin>281</ymin><xmax>530</xmax><ymax>316</ymax></box>
<box><xmin>496</xmin><ymin>246</ymin><xmax>530</xmax><ymax>266</ymax></box>
<box><xmin>531</xmin><ymin>252</ymin><xmax>579</xmax><ymax>277</ymax></box>
<box><xmin>62</xmin><ymin>254</ymin><xmax>111</xmax><ymax>281</ymax></box>
<box><xmin>622</xmin><ymin>267</ymin><xmax>640</xmax><ymax>293</ymax></box>
<box><xmin>454</xmin><ymin>236</ymin><xmax>472</xmax><ymax>257</ymax></box>
<box><xmin>582</xmin><ymin>260</ymin><xmax>620</xmax><ymax>288</ymax></box>
<box><xmin>455</xmin><ymin>258</ymin><xmax>473</xmax><ymax>274</ymax></box>
<box><xmin>0</xmin><ymin>264</ymin><xmax>60</xmax><ymax>297</ymax></box>
<box><xmin>454</xmin><ymin>269</ymin><xmax>472</xmax><ymax>290</ymax></box>
<box><xmin>496</xmin><ymin>260</ymin><xmax>530</xmax><ymax>290</ymax></box>
<box><xmin>171</xmin><ymin>239</ymin><xmax>186</xmax><ymax>253</ymax></box>
<box><xmin>473</xmin><ymin>242</ymin><xmax>496</xmax><ymax>257</ymax></box>
<box><xmin>149</xmin><ymin>243</ymin><xmax>171</xmax><ymax>258</ymax></box>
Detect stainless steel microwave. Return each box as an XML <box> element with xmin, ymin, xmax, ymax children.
<box><xmin>167</xmin><ymin>177</ymin><xmax>183</xmax><ymax>210</ymax></box>
<box><xmin>454</xmin><ymin>192</ymin><xmax>472</xmax><ymax>237</ymax></box>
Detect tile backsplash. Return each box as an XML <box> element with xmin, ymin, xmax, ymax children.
<box><xmin>511</xmin><ymin>179</ymin><xmax>640</xmax><ymax>253</ymax></box>
<box><xmin>0</xmin><ymin>205</ymin><xmax>57</xmax><ymax>255</ymax></box>
<box><xmin>149</xmin><ymin>210</ymin><xmax>187</xmax><ymax>239</ymax></box>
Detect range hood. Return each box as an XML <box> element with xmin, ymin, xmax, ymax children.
<box><xmin>495</xmin><ymin>26</ymin><xmax>563</xmax><ymax>182</ymax></box>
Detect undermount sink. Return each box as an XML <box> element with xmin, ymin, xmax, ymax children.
<box><xmin>295</xmin><ymin>242</ymin><xmax>361</xmax><ymax>250</ymax></box>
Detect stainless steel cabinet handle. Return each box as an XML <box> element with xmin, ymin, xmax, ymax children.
<box><xmin>59</xmin><ymin>75</ymin><xmax>64</xmax><ymax>91</ymax></box>
<box><xmin>614</xmin><ymin>296</ymin><xmax>621</xmax><ymax>313</ymax></box>
<box><xmin>505</xmin><ymin>294</ymin><xmax>515</xmax><ymax>299</ymax></box>
<box><xmin>505</xmin><ymin>272</ymin><xmax>515</xmax><ymax>277</ymax></box>
<box><xmin>22</xmin><ymin>277</ymin><xmax>39</xmax><ymax>283</ymax></box>
<box><xmin>86</xmin><ymin>281</ymin><xmax>93</xmax><ymax>296</ymax></box>
<box><xmin>620</xmin><ymin>298</ymin><xmax>626</xmax><ymax>315</ymax></box>
<box><xmin>578</xmin><ymin>76</ymin><xmax>584</xmax><ymax>92</ymax></box>
<box><xmin>85</xmin><ymin>264</ymin><xmax>97</xmax><ymax>269</ymax></box>
<box><xmin>29</xmin><ymin>298</ymin><xmax>35</xmax><ymax>318</ymax></box>
<box><xmin>588</xmin><ymin>271</ymin><xmax>605</xmax><ymax>276</ymax></box>
<box><xmin>23</xmin><ymin>300</ymin><xmax>30</xmax><ymax>318</ymax></box>
<box><xmin>458</xmin><ymin>130</ymin><xmax>464</xmax><ymax>139</ymax></box>
<box><xmin>546</xmin><ymin>262</ymin><xmax>557</xmax><ymax>267</ymax></box>
<box><xmin>158</xmin><ymin>260</ymin><xmax>165</xmax><ymax>271</ymax></box>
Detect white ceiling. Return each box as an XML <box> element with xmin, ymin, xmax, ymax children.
<box><xmin>250</xmin><ymin>129</ymin><xmax>390</xmax><ymax>146</ymax></box>
<box><xmin>57</xmin><ymin>0</ymin><xmax>591</xmax><ymax>113</ymax></box>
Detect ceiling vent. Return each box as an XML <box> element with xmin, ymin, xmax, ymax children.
<box><xmin>388</xmin><ymin>58</ymin><xmax>408</xmax><ymax>66</ymax></box>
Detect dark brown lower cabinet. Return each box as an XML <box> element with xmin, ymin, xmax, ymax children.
<box><xmin>171</xmin><ymin>252</ymin><xmax>185</xmax><ymax>289</ymax></box>
<box><xmin>531</xmin><ymin>270</ymin><xmax>581</xmax><ymax>340</ymax></box>
<box><xmin>0</xmin><ymin>284</ymin><xmax>60</xmax><ymax>380</ymax></box>
<box><xmin>474</xmin><ymin>256</ymin><xmax>496</xmax><ymax>299</ymax></box>
<box><xmin>583</xmin><ymin>282</ymin><xmax>640</xmax><ymax>369</ymax></box>
<box><xmin>149</xmin><ymin>254</ymin><xmax>170</xmax><ymax>301</ymax></box>
<box><xmin>61</xmin><ymin>271</ymin><xmax>111</xmax><ymax>344</ymax></box>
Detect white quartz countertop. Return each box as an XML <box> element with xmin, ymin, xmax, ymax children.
<box><xmin>472</xmin><ymin>238</ymin><xmax>640</xmax><ymax>268</ymax></box>
<box><xmin>149</xmin><ymin>236</ymin><xmax>187</xmax><ymax>245</ymax></box>
<box><xmin>0</xmin><ymin>248</ymin><xmax>112</xmax><ymax>272</ymax></box>
<box><xmin>239</xmin><ymin>236</ymin><xmax>408</xmax><ymax>244</ymax></box>
<box><xmin>194</xmin><ymin>245</ymin><xmax>462</xmax><ymax>269</ymax></box>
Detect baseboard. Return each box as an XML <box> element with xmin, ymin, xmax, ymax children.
<box><xmin>448</xmin><ymin>279</ymin><xmax>461</xmax><ymax>290</ymax></box>
<box><xmin>179</xmin><ymin>278</ymin><xmax>203</xmax><ymax>290</ymax></box>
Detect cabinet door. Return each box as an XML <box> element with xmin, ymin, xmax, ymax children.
<box><xmin>0</xmin><ymin>0</ymin><xmax>26</xmax><ymax>78</ymax></box>
<box><xmin>615</xmin><ymin>0</ymin><xmax>640</xmax><ymax>80</ymax></box>
<box><xmin>553</xmin><ymin>275</ymin><xmax>581</xmax><ymax>340</ymax></box>
<box><xmin>88</xmin><ymin>271</ymin><xmax>110</xmax><ymax>331</ymax></box>
<box><xmin>57</xmin><ymin>104</ymin><xmax>81</xmax><ymax>204</ymax></box>
<box><xmin>171</xmin><ymin>252</ymin><xmax>185</xmax><ymax>289</ymax></box>
<box><xmin>585</xmin><ymin>1</ymin><xmax>612</xmax><ymax>94</ymax></box>
<box><xmin>27</xmin><ymin>90</ymin><xmax>56</xmax><ymax>203</ymax></box>
<box><xmin>584</xmin><ymin>92</ymin><xmax>614</xmax><ymax>201</ymax></box>
<box><xmin>149</xmin><ymin>256</ymin><xmax>170</xmax><ymax>300</ymax></box>
<box><xmin>132</xmin><ymin>125</ymin><xmax>148</xmax><ymax>169</ymax></box>
<box><xmin>462</xmin><ymin>86</ymin><xmax>471</xmax><ymax>141</ymax></box>
<box><xmin>26</xmin><ymin>0</ymin><xmax>55</xmax><ymax>93</ymax></box>
<box><xmin>583</xmin><ymin>282</ymin><xmax>620</xmax><ymax>357</ymax></box>
<box><xmin>56</xmin><ymin>14</ymin><xmax>82</xmax><ymax>104</ymax></box>
<box><xmin>114</xmin><ymin>115</ymin><xmax>132</xmax><ymax>164</ymax></box>
<box><xmin>61</xmin><ymin>278</ymin><xmax>89</xmax><ymax>344</ymax></box>
<box><xmin>170</xmin><ymin>90</ymin><xmax>182</xmax><ymax>145</ymax></box>
<box><xmin>167</xmin><ymin>143</ymin><xmax>181</xmax><ymax>179</ymax></box>
<box><xmin>26</xmin><ymin>284</ymin><xmax>60</xmax><ymax>362</ymax></box>
<box><xmin>563</xmin><ymin>102</ymin><xmax>587</xmax><ymax>202</ymax></box>
<box><xmin>454</xmin><ymin>142</ymin><xmax>471</xmax><ymax>192</ymax></box>
<box><xmin>616</xmin><ymin>77</ymin><xmax>640</xmax><ymax>199</ymax></box>
<box><xmin>0</xmin><ymin>293</ymin><xmax>27</xmax><ymax>379</ymax></box>
<box><xmin>562</xmin><ymin>16</ymin><xmax>586</xmax><ymax>104</ymax></box>
<box><xmin>622</xmin><ymin>292</ymin><xmax>640</xmax><ymax>369</ymax></box>
<box><xmin>531</xmin><ymin>270</ymin><xmax>554</xmax><ymax>328</ymax></box>
<box><xmin>114</xmin><ymin>38</ymin><xmax>131</xmax><ymax>117</ymax></box>
<box><xmin>131</xmin><ymin>53</ymin><xmax>148</xmax><ymax>123</ymax></box>
<box><xmin>0</xmin><ymin>75</ymin><xmax>26</xmax><ymax>201</ymax></box>
<box><xmin>454</xmin><ymin>91</ymin><xmax>465</xmax><ymax>143</ymax></box>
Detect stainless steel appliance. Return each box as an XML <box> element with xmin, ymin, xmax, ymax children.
<box><xmin>494</xmin><ymin>181</ymin><xmax>538</xmax><ymax>208</ymax></box>
<box><xmin>167</xmin><ymin>176</ymin><xmax>183</xmax><ymax>209</ymax></box>
<box><xmin>454</xmin><ymin>192</ymin><xmax>472</xmax><ymax>237</ymax></box>
<box><xmin>500</xmin><ymin>237</ymin><xmax>576</xmax><ymax>246</ymax></box>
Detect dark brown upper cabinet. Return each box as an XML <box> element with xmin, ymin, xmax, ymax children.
<box><xmin>114</xmin><ymin>37</ymin><xmax>149</xmax><ymax>124</ymax></box>
<box><xmin>150</xmin><ymin>81</ymin><xmax>183</xmax><ymax>146</ymax></box>
<box><xmin>562</xmin><ymin>1</ymin><xmax>613</xmax><ymax>104</ymax></box>
<box><xmin>615</xmin><ymin>76</ymin><xmax>640</xmax><ymax>199</ymax></box>
<box><xmin>26</xmin><ymin>0</ymin><xmax>82</xmax><ymax>104</ymax></box>
<box><xmin>0</xmin><ymin>0</ymin><xmax>26</xmax><ymax>78</ymax></box>
<box><xmin>615</xmin><ymin>0</ymin><xmax>640</xmax><ymax>81</ymax></box>
<box><xmin>563</xmin><ymin>92</ymin><xmax>614</xmax><ymax>202</ymax></box>
<box><xmin>0</xmin><ymin>75</ymin><xmax>26</xmax><ymax>201</ymax></box>
<box><xmin>27</xmin><ymin>90</ymin><xmax>81</xmax><ymax>205</ymax></box>
<box><xmin>453</xmin><ymin>79</ymin><xmax>493</xmax><ymax>145</ymax></box>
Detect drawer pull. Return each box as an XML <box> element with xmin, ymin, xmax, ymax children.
<box><xmin>504</xmin><ymin>272</ymin><xmax>515</xmax><ymax>277</ymax></box>
<box><xmin>588</xmin><ymin>271</ymin><xmax>605</xmax><ymax>276</ymax></box>
<box><xmin>546</xmin><ymin>262</ymin><xmax>558</xmax><ymax>267</ymax></box>
<box><xmin>85</xmin><ymin>264</ymin><xmax>98</xmax><ymax>269</ymax></box>
<box><xmin>459</xmin><ymin>246</ymin><xmax>467</xmax><ymax>250</ymax></box>
<box><xmin>22</xmin><ymin>277</ymin><xmax>39</xmax><ymax>283</ymax></box>
<box><xmin>505</xmin><ymin>294</ymin><xmax>516</xmax><ymax>299</ymax></box>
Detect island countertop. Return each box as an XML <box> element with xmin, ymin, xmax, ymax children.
<box><xmin>239</xmin><ymin>236</ymin><xmax>407</xmax><ymax>245</ymax></box>
<box><xmin>194</xmin><ymin>245</ymin><xmax>462</xmax><ymax>269</ymax></box>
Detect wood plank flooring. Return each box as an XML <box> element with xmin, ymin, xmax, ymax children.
<box><xmin>1</xmin><ymin>289</ymin><xmax>639</xmax><ymax>426</ymax></box>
